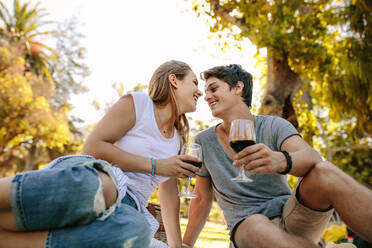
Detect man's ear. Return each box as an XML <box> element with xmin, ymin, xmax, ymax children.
<box><xmin>168</xmin><ymin>74</ymin><xmax>178</xmax><ymax>89</ymax></box>
<box><xmin>234</xmin><ymin>81</ymin><xmax>244</xmax><ymax>95</ymax></box>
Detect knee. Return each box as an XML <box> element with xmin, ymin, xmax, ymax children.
<box><xmin>234</xmin><ymin>214</ymin><xmax>271</xmax><ymax>246</ymax></box>
<box><xmin>302</xmin><ymin>161</ymin><xmax>347</xmax><ymax>195</ymax></box>
<box><xmin>305</xmin><ymin>161</ymin><xmax>339</xmax><ymax>185</ymax></box>
<box><xmin>244</xmin><ymin>214</ymin><xmax>272</xmax><ymax>235</ymax></box>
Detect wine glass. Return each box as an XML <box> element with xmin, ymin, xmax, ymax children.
<box><xmin>229</xmin><ymin>119</ymin><xmax>256</xmax><ymax>182</ymax></box>
<box><xmin>178</xmin><ymin>143</ymin><xmax>202</xmax><ymax>199</ymax></box>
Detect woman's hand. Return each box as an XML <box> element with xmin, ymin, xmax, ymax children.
<box><xmin>155</xmin><ymin>155</ymin><xmax>201</xmax><ymax>178</ymax></box>
<box><xmin>232</xmin><ymin>143</ymin><xmax>286</xmax><ymax>174</ymax></box>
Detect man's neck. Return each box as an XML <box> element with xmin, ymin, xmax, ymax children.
<box><xmin>220</xmin><ymin>105</ymin><xmax>254</xmax><ymax>135</ymax></box>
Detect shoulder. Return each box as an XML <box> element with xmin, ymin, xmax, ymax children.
<box><xmin>123</xmin><ymin>92</ymin><xmax>153</xmax><ymax>112</ymax></box>
<box><xmin>126</xmin><ymin>92</ymin><xmax>152</xmax><ymax>104</ymax></box>
<box><xmin>255</xmin><ymin>114</ymin><xmax>285</xmax><ymax>123</ymax></box>
<box><xmin>195</xmin><ymin>126</ymin><xmax>217</xmax><ymax>143</ymax></box>
<box><xmin>118</xmin><ymin>92</ymin><xmax>152</xmax><ymax>122</ymax></box>
<box><xmin>255</xmin><ymin>115</ymin><xmax>292</xmax><ymax>129</ymax></box>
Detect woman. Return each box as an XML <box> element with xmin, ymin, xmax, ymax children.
<box><xmin>83</xmin><ymin>60</ymin><xmax>203</xmax><ymax>247</ymax></box>
<box><xmin>0</xmin><ymin>60</ymin><xmax>202</xmax><ymax>248</ymax></box>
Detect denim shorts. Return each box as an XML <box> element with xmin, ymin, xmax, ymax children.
<box><xmin>45</xmin><ymin>196</ymin><xmax>150</xmax><ymax>248</ymax></box>
<box><xmin>10</xmin><ymin>155</ymin><xmax>151</xmax><ymax>248</ymax></box>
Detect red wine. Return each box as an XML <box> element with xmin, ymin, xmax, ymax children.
<box><xmin>184</xmin><ymin>160</ymin><xmax>202</xmax><ymax>168</ymax></box>
<box><xmin>230</xmin><ymin>140</ymin><xmax>255</xmax><ymax>153</ymax></box>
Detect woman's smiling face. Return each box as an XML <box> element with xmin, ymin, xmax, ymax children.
<box><xmin>174</xmin><ymin>70</ymin><xmax>202</xmax><ymax>114</ymax></box>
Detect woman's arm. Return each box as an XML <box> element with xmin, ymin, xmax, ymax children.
<box><xmin>82</xmin><ymin>95</ymin><xmax>152</xmax><ymax>173</ymax></box>
<box><xmin>159</xmin><ymin>178</ymin><xmax>182</xmax><ymax>248</ymax></box>
<box><xmin>182</xmin><ymin>176</ymin><xmax>214</xmax><ymax>247</ymax></box>
<box><xmin>82</xmin><ymin>95</ymin><xmax>200</xmax><ymax>178</ymax></box>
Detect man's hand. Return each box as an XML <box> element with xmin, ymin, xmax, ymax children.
<box><xmin>232</xmin><ymin>143</ymin><xmax>287</xmax><ymax>174</ymax></box>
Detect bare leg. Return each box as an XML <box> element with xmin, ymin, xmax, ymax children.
<box><xmin>99</xmin><ymin>171</ymin><xmax>118</xmax><ymax>208</ymax></box>
<box><xmin>234</xmin><ymin>214</ymin><xmax>318</xmax><ymax>248</ymax></box>
<box><xmin>0</xmin><ymin>228</ymin><xmax>46</xmax><ymax>248</ymax></box>
<box><xmin>0</xmin><ymin>211</ymin><xmax>18</xmax><ymax>231</ymax></box>
<box><xmin>0</xmin><ymin>177</ymin><xmax>17</xmax><ymax>231</ymax></box>
<box><xmin>0</xmin><ymin>177</ymin><xmax>12</xmax><ymax>211</ymax></box>
<box><xmin>299</xmin><ymin>161</ymin><xmax>372</xmax><ymax>242</ymax></box>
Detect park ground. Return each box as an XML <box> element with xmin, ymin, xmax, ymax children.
<box><xmin>180</xmin><ymin>218</ymin><xmax>230</xmax><ymax>248</ymax></box>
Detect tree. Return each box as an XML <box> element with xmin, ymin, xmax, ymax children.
<box><xmin>191</xmin><ymin>0</ymin><xmax>371</xmax><ymax>186</ymax></box>
<box><xmin>0</xmin><ymin>3</ymin><xmax>90</xmax><ymax>175</ymax></box>
<box><xmin>0</xmin><ymin>0</ymin><xmax>57</xmax><ymax>80</ymax></box>
<box><xmin>51</xmin><ymin>17</ymin><xmax>89</xmax><ymax>109</ymax></box>
<box><xmin>0</xmin><ymin>67</ymin><xmax>72</xmax><ymax>174</ymax></box>
<box><xmin>36</xmin><ymin>17</ymin><xmax>91</xmax><ymax>166</ymax></box>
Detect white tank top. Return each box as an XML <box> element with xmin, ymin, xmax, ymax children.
<box><xmin>112</xmin><ymin>92</ymin><xmax>180</xmax><ymax>206</ymax></box>
<box><xmin>110</xmin><ymin>93</ymin><xmax>180</xmax><ymax>246</ymax></box>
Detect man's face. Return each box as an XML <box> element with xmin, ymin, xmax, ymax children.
<box><xmin>204</xmin><ymin>76</ymin><xmax>238</xmax><ymax>118</ymax></box>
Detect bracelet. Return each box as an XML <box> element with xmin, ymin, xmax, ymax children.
<box><xmin>151</xmin><ymin>158</ymin><xmax>156</xmax><ymax>176</ymax></box>
<box><xmin>278</xmin><ymin>150</ymin><xmax>292</xmax><ymax>175</ymax></box>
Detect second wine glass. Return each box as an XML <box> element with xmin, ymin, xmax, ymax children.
<box><xmin>229</xmin><ymin>119</ymin><xmax>256</xmax><ymax>182</ymax></box>
<box><xmin>178</xmin><ymin>143</ymin><xmax>202</xmax><ymax>199</ymax></box>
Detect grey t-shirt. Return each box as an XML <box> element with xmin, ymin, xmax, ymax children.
<box><xmin>194</xmin><ymin>115</ymin><xmax>300</xmax><ymax>233</ymax></box>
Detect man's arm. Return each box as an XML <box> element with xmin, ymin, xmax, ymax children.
<box><xmin>280</xmin><ymin>135</ymin><xmax>322</xmax><ymax>176</ymax></box>
<box><xmin>182</xmin><ymin>176</ymin><xmax>214</xmax><ymax>247</ymax></box>
<box><xmin>234</xmin><ymin>135</ymin><xmax>322</xmax><ymax>177</ymax></box>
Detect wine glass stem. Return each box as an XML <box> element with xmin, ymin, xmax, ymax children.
<box><xmin>186</xmin><ymin>177</ymin><xmax>191</xmax><ymax>192</ymax></box>
<box><xmin>240</xmin><ymin>164</ymin><xmax>247</xmax><ymax>177</ymax></box>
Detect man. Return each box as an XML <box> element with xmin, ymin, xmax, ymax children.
<box><xmin>182</xmin><ymin>64</ymin><xmax>372</xmax><ymax>248</ymax></box>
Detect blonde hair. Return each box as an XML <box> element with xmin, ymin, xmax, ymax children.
<box><xmin>148</xmin><ymin>60</ymin><xmax>191</xmax><ymax>146</ymax></box>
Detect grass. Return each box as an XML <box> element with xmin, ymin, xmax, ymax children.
<box><xmin>180</xmin><ymin>218</ymin><xmax>230</xmax><ymax>248</ymax></box>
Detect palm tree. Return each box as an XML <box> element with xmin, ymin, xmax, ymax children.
<box><xmin>0</xmin><ymin>0</ymin><xmax>57</xmax><ymax>79</ymax></box>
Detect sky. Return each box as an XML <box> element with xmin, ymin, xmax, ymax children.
<box><xmin>5</xmin><ymin>0</ymin><xmax>260</xmax><ymax>127</ymax></box>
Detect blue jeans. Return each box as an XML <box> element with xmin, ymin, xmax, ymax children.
<box><xmin>9</xmin><ymin>155</ymin><xmax>150</xmax><ymax>248</ymax></box>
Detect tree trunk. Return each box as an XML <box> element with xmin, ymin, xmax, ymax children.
<box><xmin>24</xmin><ymin>145</ymin><xmax>36</xmax><ymax>171</ymax></box>
<box><xmin>259</xmin><ymin>54</ymin><xmax>303</xmax><ymax>129</ymax></box>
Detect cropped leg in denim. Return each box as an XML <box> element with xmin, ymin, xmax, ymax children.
<box><xmin>9</xmin><ymin>156</ymin><xmax>118</xmax><ymax>231</ymax></box>
<box><xmin>45</xmin><ymin>202</ymin><xmax>151</xmax><ymax>248</ymax></box>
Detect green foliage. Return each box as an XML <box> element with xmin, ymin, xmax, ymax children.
<box><xmin>333</xmin><ymin>145</ymin><xmax>372</xmax><ymax>188</ymax></box>
<box><xmin>0</xmin><ymin>0</ymin><xmax>50</xmax><ymax>38</ymax></box>
<box><xmin>0</xmin><ymin>2</ymin><xmax>89</xmax><ymax>175</ymax></box>
<box><xmin>0</xmin><ymin>69</ymin><xmax>73</xmax><ymax>165</ymax></box>
<box><xmin>294</xmin><ymin>90</ymin><xmax>371</xmax><ymax>188</ymax></box>
<box><xmin>192</xmin><ymin>0</ymin><xmax>371</xmax><ymax>136</ymax></box>
<box><xmin>0</xmin><ymin>0</ymin><xmax>57</xmax><ymax>80</ymax></box>
<box><xmin>191</xmin><ymin>0</ymin><xmax>372</xmax><ymax>186</ymax></box>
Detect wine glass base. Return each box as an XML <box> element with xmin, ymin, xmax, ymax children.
<box><xmin>231</xmin><ymin>176</ymin><xmax>253</xmax><ymax>183</ymax></box>
<box><xmin>178</xmin><ymin>192</ymin><xmax>198</xmax><ymax>199</ymax></box>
